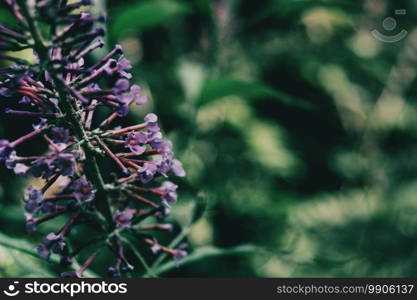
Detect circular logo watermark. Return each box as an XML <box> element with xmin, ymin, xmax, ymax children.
<box><xmin>3</xmin><ymin>281</ymin><xmax>20</xmax><ymax>297</ymax></box>
<box><xmin>371</xmin><ymin>9</ymin><xmax>408</xmax><ymax>43</ymax></box>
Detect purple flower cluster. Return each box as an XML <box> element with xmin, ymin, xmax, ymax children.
<box><xmin>0</xmin><ymin>0</ymin><xmax>186</xmax><ymax>278</ymax></box>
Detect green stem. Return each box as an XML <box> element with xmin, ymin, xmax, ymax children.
<box><xmin>17</xmin><ymin>0</ymin><xmax>46</xmax><ymax>61</ymax></box>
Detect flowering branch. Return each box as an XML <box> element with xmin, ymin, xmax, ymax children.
<box><xmin>0</xmin><ymin>0</ymin><xmax>186</xmax><ymax>277</ymax></box>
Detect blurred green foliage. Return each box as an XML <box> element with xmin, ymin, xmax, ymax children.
<box><xmin>2</xmin><ymin>0</ymin><xmax>417</xmax><ymax>277</ymax></box>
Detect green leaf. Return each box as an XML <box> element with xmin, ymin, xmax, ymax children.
<box><xmin>197</xmin><ymin>77</ymin><xmax>312</xmax><ymax>108</ymax></box>
<box><xmin>0</xmin><ymin>8</ymin><xmax>15</xmax><ymax>26</ymax></box>
<box><xmin>0</xmin><ymin>232</ymin><xmax>46</xmax><ymax>260</ymax></box>
<box><xmin>0</xmin><ymin>232</ymin><xmax>99</xmax><ymax>278</ymax></box>
<box><xmin>111</xmin><ymin>1</ymin><xmax>190</xmax><ymax>37</ymax></box>
<box><xmin>153</xmin><ymin>244</ymin><xmax>263</xmax><ymax>275</ymax></box>
<box><xmin>0</xmin><ymin>232</ymin><xmax>56</xmax><ymax>277</ymax></box>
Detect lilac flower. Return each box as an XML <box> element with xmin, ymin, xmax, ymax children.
<box><xmin>0</xmin><ymin>87</ymin><xmax>12</xmax><ymax>97</ymax></box>
<box><xmin>71</xmin><ymin>178</ymin><xmax>95</xmax><ymax>202</ymax></box>
<box><xmin>113</xmin><ymin>84</ymin><xmax>147</xmax><ymax>117</ymax></box>
<box><xmin>173</xmin><ymin>249</ymin><xmax>188</xmax><ymax>263</ymax></box>
<box><xmin>52</xmin><ymin>153</ymin><xmax>76</xmax><ymax>176</ymax></box>
<box><xmin>150</xmin><ymin>241</ymin><xmax>162</xmax><ymax>254</ymax></box>
<box><xmin>25</xmin><ymin>213</ymin><xmax>37</xmax><ymax>233</ymax></box>
<box><xmin>114</xmin><ymin>208</ymin><xmax>136</xmax><ymax>228</ymax></box>
<box><xmin>154</xmin><ymin>155</ymin><xmax>172</xmax><ymax>176</ymax></box>
<box><xmin>137</xmin><ymin>162</ymin><xmax>158</xmax><ymax>183</ymax></box>
<box><xmin>133</xmin><ymin>86</ymin><xmax>148</xmax><ymax>106</ymax></box>
<box><xmin>113</xmin><ymin>78</ymin><xmax>129</xmax><ymax>93</ymax></box>
<box><xmin>113</xmin><ymin>56</ymin><xmax>132</xmax><ymax>79</ymax></box>
<box><xmin>125</xmin><ymin>131</ymin><xmax>147</xmax><ymax>154</ymax></box>
<box><xmin>160</xmin><ymin>181</ymin><xmax>178</xmax><ymax>204</ymax></box>
<box><xmin>0</xmin><ymin>139</ymin><xmax>12</xmax><ymax>161</ymax></box>
<box><xmin>144</xmin><ymin>113</ymin><xmax>159</xmax><ymax>132</ymax></box>
<box><xmin>149</xmin><ymin>136</ymin><xmax>172</xmax><ymax>154</ymax></box>
<box><xmin>0</xmin><ymin>0</ymin><xmax>186</xmax><ymax>278</ymax></box>
<box><xmin>50</xmin><ymin>127</ymin><xmax>70</xmax><ymax>144</ymax></box>
<box><xmin>32</xmin><ymin>118</ymin><xmax>47</xmax><ymax>130</ymax></box>
<box><xmin>23</xmin><ymin>186</ymin><xmax>44</xmax><ymax>213</ymax></box>
<box><xmin>43</xmin><ymin>232</ymin><xmax>66</xmax><ymax>254</ymax></box>
<box><xmin>30</xmin><ymin>157</ymin><xmax>53</xmax><ymax>178</ymax></box>
<box><xmin>121</xmin><ymin>85</ymin><xmax>148</xmax><ymax>105</ymax></box>
<box><xmin>40</xmin><ymin>201</ymin><xmax>59</xmax><ymax>214</ymax></box>
<box><xmin>115</xmin><ymin>101</ymin><xmax>130</xmax><ymax>117</ymax></box>
<box><xmin>171</xmin><ymin>159</ymin><xmax>186</xmax><ymax>177</ymax></box>
<box><xmin>5</xmin><ymin>151</ymin><xmax>29</xmax><ymax>175</ymax></box>
<box><xmin>36</xmin><ymin>244</ymin><xmax>51</xmax><ymax>260</ymax></box>
<box><xmin>5</xmin><ymin>151</ymin><xmax>18</xmax><ymax>169</ymax></box>
<box><xmin>19</xmin><ymin>95</ymin><xmax>32</xmax><ymax>104</ymax></box>
<box><xmin>157</xmin><ymin>205</ymin><xmax>171</xmax><ymax>220</ymax></box>
<box><xmin>49</xmin><ymin>98</ymin><xmax>59</xmax><ymax>107</ymax></box>
<box><xmin>13</xmin><ymin>163</ymin><xmax>29</xmax><ymax>175</ymax></box>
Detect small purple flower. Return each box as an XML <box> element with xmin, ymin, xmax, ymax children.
<box><xmin>30</xmin><ymin>157</ymin><xmax>53</xmax><ymax>179</ymax></box>
<box><xmin>0</xmin><ymin>87</ymin><xmax>12</xmax><ymax>97</ymax></box>
<box><xmin>13</xmin><ymin>163</ymin><xmax>29</xmax><ymax>176</ymax></box>
<box><xmin>115</xmin><ymin>101</ymin><xmax>130</xmax><ymax>117</ymax></box>
<box><xmin>171</xmin><ymin>159</ymin><xmax>186</xmax><ymax>177</ymax></box>
<box><xmin>173</xmin><ymin>249</ymin><xmax>187</xmax><ymax>264</ymax></box>
<box><xmin>154</xmin><ymin>155</ymin><xmax>172</xmax><ymax>176</ymax></box>
<box><xmin>114</xmin><ymin>208</ymin><xmax>136</xmax><ymax>227</ymax></box>
<box><xmin>0</xmin><ymin>139</ymin><xmax>13</xmax><ymax>161</ymax></box>
<box><xmin>150</xmin><ymin>241</ymin><xmax>161</xmax><ymax>254</ymax></box>
<box><xmin>5</xmin><ymin>151</ymin><xmax>29</xmax><ymax>175</ymax></box>
<box><xmin>49</xmin><ymin>97</ymin><xmax>59</xmax><ymax>107</ymax></box>
<box><xmin>125</xmin><ymin>131</ymin><xmax>147</xmax><ymax>154</ymax></box>
<box><xmin>71</xmin><ymin>178</ymin><xmax>95</xmax><ymax>202</ymax></box>
<box><xmin>149</xmin><ymin>137</ymin><xmax>172</xmax><ymax>154</ymax></box>
<box><xmin>113</xmin><ymin>78</ymin><xmax>130</xmax><ymax>93</ymax></box>
<box><xmin>19</xmin><ymin>95</ymin><xmax>31</xmax><ymax>104</ymax></box>
<box><xmin>133</xmin><ymin>86</ymin><xmax>148</xmax><ymax>106</ymax></box>
<box><xmin>157</xmin><ymin>205</ymin><xmax>171</xmax><ymax>220</ymax></box>
<box><xmin>25</xmin><ymin>213</ymin><xmax>37</xmax><ymax>233</ymax></box>
<box><xmin>36</xmin><ymin>244</ymin><xmax>51</xmax><ymax>260</ymax></box>
<box><xmin>50</xmin><ymin>127</ymin><xmax>70</xmax><ymax>144</ymax></box>
<box><xmin>32</xmin><ymin>118</ymin><xmax>47</xmax><ymax>130</ymax></box>
<box><xmin>43</xmin><ymin>232</ymin><xmax>66</xmax><ymax>254</ymax></box>
<box><xmin>105</xmin><ymin>56</ymin><xmax>132</xmax><ymax>79</ymax></box>
<box><xmin>40</xmin><ymin>201</ymin><xmax>59</xmax><ymax>214</ymax></box>
<box><xmin>172</xmin><ymin>243</ymin><xmax>187</xmax><ymax>265</ymax></box>
<box><xmin>23</xmin><ymin>186</ymin><xmax>44</xmax><ymax>213</ymax></box>
<box><xmin>53</xmin><ymin>153</ymin><xmax>76</xmax><ymax>176</ymax></box>
<box><xmin>115</xmin><ymin>84</ymin><xmax>147</xmax><ymax>117</ymax></box>
<box><xmin>121</xmin><ymin>85</ymin><xmax>147</xmax><ymax>105</ymax></box>
<box><xmin>160</xmin><ymin>181</ymin><xmax>178</xmax><ymax>204</ymax></box>
<box><xmin>137</xmin><ymin>162</ymin><xmax>158</xmax><ymax>183</ymax></box>
<box><xmin>115</xmin><ymin>56</ymin><xmax>132</xmax><ymax>79</ymax></box>
<box><xmin>144</xmin><ymin>113</ymin><xmax>159</xmax><ymax>132</ymax></box>
<box><xmin>5</xmin><ymin>151</ymin><xmax>18</xmax><ymax>169</ymax></box>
